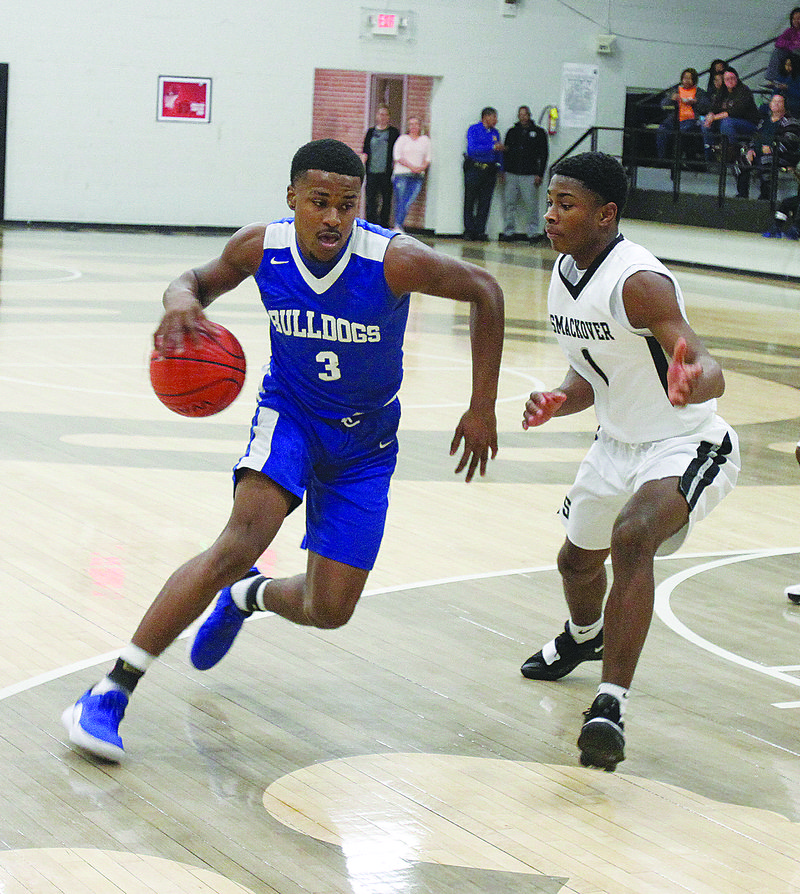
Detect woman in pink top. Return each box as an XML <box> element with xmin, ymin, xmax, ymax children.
<box><xmin>391</xmin><ymin>116</ymin><xmax>432</xmax><ymax>231</ymax></box>
<box><xmin>765</xmin><ymin>7</ymin><xmax>800</xmax><ymax>84</ymax></box>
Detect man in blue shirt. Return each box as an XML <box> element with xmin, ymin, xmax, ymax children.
<box><xmin>463</xmin><ymin>107</ymin><xmax>504</xmax><ymax>241</ymax></box>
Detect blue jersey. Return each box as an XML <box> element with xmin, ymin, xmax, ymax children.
<box><xmin>254</xmin><ymin>218</ymin><xmax>410</xmax><ymax>419</ymax></box>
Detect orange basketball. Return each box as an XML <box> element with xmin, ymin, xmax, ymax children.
<box><xmin>149</xmin><ymin>323</ymin><xmax>247</xmax><ymax>417</ymax></box>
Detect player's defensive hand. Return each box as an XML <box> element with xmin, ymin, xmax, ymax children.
<box><xmin>450</xmin><ymin>408</ymin><xmax>498</xmax><ymax>483</ymax></box>
<box><xmin>522</xmin><ymin>390</ymin><xmax>566</xmax><ymax>429</ymax></box>
<box><xmin>667</xmin><ymin>337</ymin><xmax>702</xmax><ymax>406</ymax></box>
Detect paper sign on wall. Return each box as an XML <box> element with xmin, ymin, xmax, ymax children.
<box><xmin>559</xmin><ymin>64</ymin><xmax>599</xmax><ymax>129</ymax></box>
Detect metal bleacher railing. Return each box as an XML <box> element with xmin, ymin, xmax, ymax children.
<box><xmin>550</xmin><ymin>37</ymin><xmax>797</xmax><ymax>213</ymax></box>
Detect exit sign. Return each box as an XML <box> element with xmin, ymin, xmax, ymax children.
<box><xmin>361</xmin><ymin>9</ymin><xmax>415</xmax><ymax>41</ymax></box>
<box><xmin>372</xmin><ymin>12</ymin><xmax>399</xmax><ymax>34</ymax></box>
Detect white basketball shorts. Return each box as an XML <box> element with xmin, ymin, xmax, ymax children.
<box><xmin>558</xmin><ymin>415</ymin><xmax>739</xmax><ymax>555</ymax></box>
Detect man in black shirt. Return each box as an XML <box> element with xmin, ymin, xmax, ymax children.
<box><xmin>500</xmin><ymin>105</ymin><xmax>549</xmax><ymax>243</ymax></box>
<box><xmin>361</xmin><ymin>106</ymin><xmax>400</xmax><ymax>227</ymax></box>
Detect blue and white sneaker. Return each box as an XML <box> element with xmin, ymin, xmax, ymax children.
<box><xmin>189</xmin><ymin>568</ymin><xmax>260</xmax><ymax>670</ymax></box>
<box><xmin>61</xmin><ymin>687</ymin><xmax>128</xmax><ymax>762</ymax></box>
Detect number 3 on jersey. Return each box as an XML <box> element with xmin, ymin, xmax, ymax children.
<box><xmin>316</xmin><ymin>350</ymin><xmax>342</xmax><ymax>381</ymax></box>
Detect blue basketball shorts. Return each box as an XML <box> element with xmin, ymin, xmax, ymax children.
<box><xmin>234</xmin><ymin>384</ymin><xmax>401</xmax><ymax>570</ymax></box>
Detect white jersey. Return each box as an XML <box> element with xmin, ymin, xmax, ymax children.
<box><xmin>548</xmin><ymin>234</ymin><xmax>716</xmax><ymax>443</ymax></box>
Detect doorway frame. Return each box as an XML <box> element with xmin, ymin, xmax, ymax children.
<box><xmin>0</xmin><ymin>64</ymin><xmax>8</xmax><ymax>221</ymax></box>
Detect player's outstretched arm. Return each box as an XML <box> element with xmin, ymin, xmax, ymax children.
<box><xmin>522</xmin><ymin>367</ymin><xmax>594</xmax><ymax>429</ymax></box>
<box><xmin>623</xmin><ymin>271</ymin><xmax>724</xmax><ymax>407</ymax></box>
<box><xmin>155</xmin><ymin>223</ymin><xmax>265</xmax><ymax>354</ymax></box>
<box><xmin>384</xmin><ymin>236</ymin><xmax>504</xmax><ymax>482</ymax></box>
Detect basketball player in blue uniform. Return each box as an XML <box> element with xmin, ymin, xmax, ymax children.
<box><xmin>519</xmin><ymin>153</ymin><xmax>738</xmax><ymax>771</ymax></box>
<box><xmin>62</xmin><ymin>139</ymin><xmax>504</xmax><ymax>761</ymax></box>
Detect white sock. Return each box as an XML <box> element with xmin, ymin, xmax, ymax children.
<box><xmin>568</xmin><ymin>616</ymin><xmax>603</xmax><ymax>643</ymax></box>
<box><xmin>229</xmin><ymin>577</ymin><xmax>254</xmax><ymax>611</ymax></box>
<box><xmin>118</xmin><ymin>643</ymin><xmax>156</xmax><ymax>672</ymax></box>
<box><xmin>92</xmin><ymin>644</ymin><xmax>155</xmax><ymax>695</ymax></box>
<box><xmin>252</xmin><ymin>580</ymin><xmax>272</xmax><ymax>612</ymax></box>
<box><xmin>229</xmin><ymin>576</ymin><xmax>271</xmax><ymax>612</ymax></box>
<box><xmin>598</xmin><ymin>682</ymin><xmax>629</xmax><ymax>716</ymax></box>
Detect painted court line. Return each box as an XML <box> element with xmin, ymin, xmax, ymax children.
<box><xmin>654</xmin><ymin>548</ymin><xmax>800</xmax><ymax>694</ymax></box>
<box><xmin>4</xmin><ymin>549</ymin><xmax>799</xmax><ymax>704</ymax></box>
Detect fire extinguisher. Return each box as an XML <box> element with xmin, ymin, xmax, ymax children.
<box><xmin>548</xmin><ymin>106</ymin><xmax>559</xmax><ymax>135</ymax></box>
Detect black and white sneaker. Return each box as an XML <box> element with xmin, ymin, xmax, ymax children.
<box><xmin>785</xmin><ymin>584</ymin><xmax>800</xmax><ymax>605</ymax></box>
<box><xmin>520</xmin><ymin>622</ymin><xmax>603</xmax><ymax>680</ymax></box>
<box><xmin>577</xmin><ymin>693</ymin><xmax>625</xmax><ymax>771</ymax></box>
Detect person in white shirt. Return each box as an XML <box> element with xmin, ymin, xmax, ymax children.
<box><xmin>391</xmin><ymin>116</ymin><xmax>432</xmax><ymax>231</ymax></box>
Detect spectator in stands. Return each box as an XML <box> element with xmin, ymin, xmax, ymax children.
<box><xmin>762</xmin><ymin>161</ymin><xmax>800</xmax><ymax>236</ymax></box>
<box><xmin>656</xmin><ymin>68</ymin><xmax>710</xmax><ymax>160</ymax></box>
<box><xmin>391</xmin><ymin>116</ymin><xmax>432</xmax><ymax>232</ymax></box>
<box><xmin>708</xmin><ymin>69</ymin><xmax>725</xmax><ymax>104</ymax></box>
<box><xmin>774</xmin><ymin>55</ymin><xmax>800</xmax><ymax>116</ymax></box>
<box><xmin>706</xmin><ymin>59</ymin><xmax>727</xmax><ymax>96</ymax></box>
<box><xmin>702</xmin><ymin>67</ymin><xmax>760</xmax><ymax>163</ymax></box>
<box><xmin>703</xmin><ymin>69</ymin><xmax>725</xmax><ymax>145</ymax></box>
<box><xmin>736</xmin><ymin>93</ymin><xmax>800</xmax><ymax>198</ymax></box>
<box><xmin>764</xmin><ymin>8</ymin><xmax>800</xmax><ymax>85</ymax></box>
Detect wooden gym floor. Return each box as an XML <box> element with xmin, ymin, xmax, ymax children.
<box><xmin>1</xmin><ymin>221</ymin><xmax>799</xmax><ymax>893</ymax></box>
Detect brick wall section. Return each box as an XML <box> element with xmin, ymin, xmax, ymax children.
<box><xmin>312</xmin><ymin>70</ymin><xmax>433</xmax><ymax>230</ymax></box>
<box><xmin>312</xmin><ymin>69</ymin><xmax>370</xmax><ymax>153</ymax></box>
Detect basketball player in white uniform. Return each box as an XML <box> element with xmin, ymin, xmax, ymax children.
<box><xmin>520</xmin><ymin>152</ymin><xmax>739</xmax><ymax>771</ymax></box>
<box><xmin>62</xmin><ymin>139</ymin><xmax>504</xmax><ymax>761</ymax></box>
<box><xmin>785</xmin><ymin>440</ymin><xmax>800</xmax><ymax>604</ymax></box>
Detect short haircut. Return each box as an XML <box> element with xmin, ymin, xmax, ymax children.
<box><xmin>481</xmin><ymin>106</ymin><xmax>497</xmax><ymax>119</ymax></box>
<box><xmin>724</xmin><ymin>65</ymin><xmax>739</xmax><ymax>79</ymax></box>
<box><xmin>290</xmin><ymin>139</ymin><xmax>365</xmax><ymax>185</ymax></box>
<box><xmin>552</xmin><ymin>152</ymin><xmax>629</xmax><ymax>219</ymax></box>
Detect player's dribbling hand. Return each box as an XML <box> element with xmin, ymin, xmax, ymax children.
<box><xmin>154</xmin><ymin>298</ymin><xmax>213</xmax><ymax>355</ymax></box>
<box><xmin>522</xmin><ymin>390</ymin><xmax>567</xmax><ymax>429</ymax></box>
<box><xmin>450</xmin><ymin>408</ymin><xmax>498</xmax><ymax>483</ymax></box>
<box><xmin>667</xmin><ymin>337</ymin><xmax>702</xmax><ymax>406</ymax></box>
